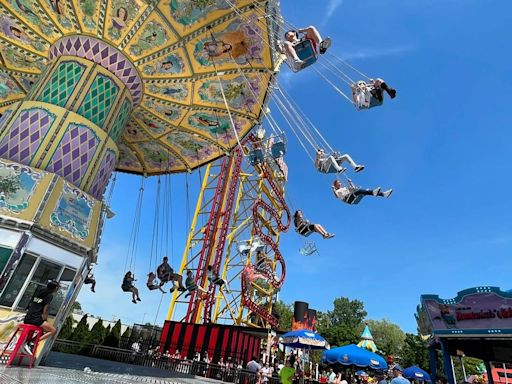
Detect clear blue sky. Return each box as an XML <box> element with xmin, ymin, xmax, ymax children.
<box><xmin>77</xmin><ymin>0</ymin><xmax>512</xmax><ymax>333</ymax></box>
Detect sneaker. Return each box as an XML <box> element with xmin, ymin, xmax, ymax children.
<box><xmin>292</xmin><ymin>59</ymin><xmax>305</xmax><ymax>71</ymax></box>
<box><xmin>170</xmin><ymin>287</ymin><xmax>175</xmax><ymax>293</ymax></box>
<box><xmin>324</xmin><ymin>233</ymin><xmax>335</xmax><ymax>239</ymax></box>
<box><xmin>178</xmin><ymin>287</ymin><xmax>186</xmax><ymax>292</ymax></box>
<box><xmin>136</xmin><ymin>297</ymin><xmax>141</xmax><ymax>301</ymax></box>
<box><xmin>319</xmin><ymin>37</ymin><xmax>331</xmax><ymax>54</ymax></box>
<box><xmin>91</xmin><ymin>288</ymin><xmax>95</xmax><ymax>293</ymax></box>
<box><xmin>372</xmin><ymin>187</ymin><xmax>381</xmax><ymax>196</ymax></box>
<box><xmin>354</xmin><ymin>165</ymin><xmax>365</xmax><ymax>173</ymax></box>
<box><xmin>337</xmin><ymin>167</ymin><xmax>346</xmax><ymax>174</ymax></box>
<box><xmin>23</xmin><ymin>343</ymin><xmax>33</xmax><ymax>355</ymax></box>
<box><xmin>387</xmin><ymin>88</ymin><xmax>397</xmax><ymax>99</ymax></box>
<box><xmin>132</xmin><ymin>299</ymin><xmax>137</xmax><ymax>304</ymax></box>
<box><xmin>383</xmin><ymin>189</ymin><xmax>393</xmax><ymax>198</ymax></box>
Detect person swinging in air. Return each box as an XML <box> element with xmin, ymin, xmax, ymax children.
<box><xmin>146</xmin><ymin>272</ymin><xmax>166</xmax><ymax>293</ymax></box>
<box><xmin>184</xmin><ymin>270</ymin><xmax>207</xmax><ymax>299</ymax></box>
<box><xmin>293</xmin><ymin>210</ymin><xmax>334</xmax><ymax>239</ymax></box>
<box><xmin>121</xmin><ymin>271</ymin><xmax>141</xmax><ymax>304</ymax></box>
<box><xmin>157</xmin><ymin>256</ymin><xmax>186</xmax><ymax>293</ymax></box>
<box><xmin>280</xmin><ymin>26</ymin><xmax>331</xmax><ymax>71</ymax></box>
<box><xmin>207</xmin><ymin>265</ymin><xmax>229</xmax><ymax>293</ymax></box>
<box><xmin>315</xmin><ymin>149</ymin><xmax>364</xmax><ymax>174</ymax></box>
<box><xmin>332</xmin><ymin>179</ymin><xmax>392</xmax><ymax>205</ymax></box>
<box><xmin>352</xmin><ymin>78</ymin><xmax>397</xmax><ymax>110</ymax></box>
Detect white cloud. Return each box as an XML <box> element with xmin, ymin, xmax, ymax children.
<box><xmin>340</xmin><ymin>44</ymin><xmax>416</xmax><ymax>60</ymax></box>
<box><xmin>323</xmin><ymin>0</ymin><xmax>344</xmax><ymax>25</ymax></box>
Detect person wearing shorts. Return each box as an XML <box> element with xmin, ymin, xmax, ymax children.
<box><xmin>23</xmin><ymin>280</ymin><xmax>60</xmax><ymax>354</ymax></box>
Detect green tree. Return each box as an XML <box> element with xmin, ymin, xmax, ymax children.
<box><xmin>72</xmin><ymin>301</ymin><xmax>82</xmax><ymax>311</ymax></box>
<box><xmin>103</xmin><ymin>319</ymin><xmax>122</xmax><ymax>348</ymax></box>
<box><xmin>400</xmin><ymin>333</ymin><xmax>430</xmax><ymax>369</ymax></box>
<box><xmin>453</xmin><ymin>356</ymin><xmax>484</xmax><ymax>381</ymax></box>
<box><xmin>0</xmin><ymin>175</ymin><xmax>21</xmax><ymax>196</ymax></box>
<box><xmin>88</xmin><ymin>318</ymin><xmax>106</xmax><ymax>345</ymax></box>
<box><xmin>317</xmin><ymin>297</ymin><xmax>367</xmax><ymax>347</ymax></box>
<box><xmin>121</xmin><ymin>327</ymin><xmax>131</xmax><ymax>339</ymax></box>
<box><xmin>365</xmin><ymin>319</ymin><xmax>405</xmax><ymax>356</ymax></box>
<box><xmin>273</xmin><ymin>301</ymin><xmax>293</xmax><ymax>331</ymax></box>
<box><xmin>58</xmin><ymin>315</ymin><xmax>74</xmax><ymax>340</ymax></box>
<box><xmin>70</xmin><ymin>314</ymin><xmax>90</xmax><ymax>344</ymax></box>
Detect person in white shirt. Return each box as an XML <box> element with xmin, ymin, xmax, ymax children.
<box><xmin>332</xmin><ymin>179</ymin><xmax>392</xmax><ymax>204</ymax></box>
<box><xmin>328</xmin><ymin>368</ymin><xmax>337</xmax><ymax>383</ymax></box>
<box><xmin>260</xmin><ymin>362</ymin><xmax>272</xmax><ymax>383</ymax></box>
<box><xmin>315</xmin><ymin>149</ymin><xmax>364</xmax><ymax>174</ymax></box>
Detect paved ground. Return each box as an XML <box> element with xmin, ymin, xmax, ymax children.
<box><xmin>0</xmin><ymin>352</ymin><xmax>223</xmax><ymax>384</ymax></box>
<box><xmin>0</xmin><ymin>366</ymin><xmax>205</xmax><ymax>384</ymax></box>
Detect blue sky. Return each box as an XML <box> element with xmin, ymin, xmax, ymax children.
<box><xmin>77</xmin><ymin>0</ymin><xmax>512</xmax><ymax>334</ymax></box>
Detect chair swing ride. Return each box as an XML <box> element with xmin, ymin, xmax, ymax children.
<box><xmin>114</xmin><ymin>1</ymin><xmax>396</xmax><ymax>327</ymax></box>
<box><xmin>0</xmin><ymin>0</ymin><xmax>397</xmax><ymax>330</ymax></box>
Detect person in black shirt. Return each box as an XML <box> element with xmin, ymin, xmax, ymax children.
<box><xmin>23</xmin><ymin>280</ymin><xmax>60</xmax><ymax>354</ymax></box>
<box><xmin>121</xmin><ymin>271</ymin><xmax>141</xmax><ymax>303</ymax></box>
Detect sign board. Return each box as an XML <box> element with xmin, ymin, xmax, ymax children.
<box><xmin>417</xmin><ymin>287</ymin><xmax>512</xmax><ymax>336</ymax></box>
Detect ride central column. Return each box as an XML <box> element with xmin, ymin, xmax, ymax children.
<box><xmin>0</xmin><ymin>35</ymin><xmax>142</xmax><ymax>199</ymax></box>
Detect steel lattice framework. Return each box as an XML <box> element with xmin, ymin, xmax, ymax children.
<box><xmin>167</xmin><ymin>134</ymin><xmax>290</xmax><ymax>328</ymax></box>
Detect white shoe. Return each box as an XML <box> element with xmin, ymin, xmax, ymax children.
<box><xmin>293</xmin><ymin>59</ymin><xmax>305</xmax><ymax>71</ymax></box>
<box><xmin>383</xmin><ymin>189</ymin><xmax>393</xmax><ymax>198</ymax></box>
<box><xmin>354</xmin><ymin>165</ymin><xmax>365</xmax><ymax>173</ymax></box>
<box><xmin>372</xmin><ymin>187</ymin><xmax>381</xmax><ymax>196</ymax></box>
<box><xmin>337</xmin><ymin>167</ymin><xmax>347</xmax><ymax>174</ymax></box>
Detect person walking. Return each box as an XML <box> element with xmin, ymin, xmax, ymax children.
<box><xmin>391</xmin><ymin>365</ymin><xmax>411</xmax><ymax>384</ymax></box>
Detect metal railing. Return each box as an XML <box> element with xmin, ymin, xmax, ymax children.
<box><xmin>51</xmin><ymin>340</ymin><xmax>286</xmax><ymax>383</ymax></box>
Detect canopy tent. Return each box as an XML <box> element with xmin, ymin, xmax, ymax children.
<box><xmin>357</xmin><ymin>324</ymin><xmax>378</xmax><ymax>353</ymax></box>
<box><xmin>322</xmin><ymin>344</ymin><xmax>388</xmax><ymax>370</ymax></box>
<box><xmin>281</xmin><ymin>329</ymin><xmax>330</xmax><ymax>350</ymax></box>
<box><xmin>403</xmin><ymin>366</ymin><xmax>432</xmax><ymax>382</ymax></box>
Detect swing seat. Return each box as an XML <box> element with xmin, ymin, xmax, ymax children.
<box><xmin>300</xmin><ymin>242</ymin><xmax>317</xmax><ymax>256</ymax></box>
<box><xmin>289</xmin><ymin>39</ymin><xmax>318</xmax><ymax>73</ymax></box>
<box><xmin>353</xmin><ymin>82</ymin><xmax>383</xmax><ymax>110</ymax></box>
<box><xmin>249</xmin><ymin>148</ymin><xmax>264</xmax><ymax>166</ymax></box>
<box><xmin>344</xmin><ymin>193</ymin><xmax>364</xmax><ymax>205</ymax></box>
<box><xmin>271</xmin><ymin>141</ymin><xmax>286</xmax><ymax>159</ymax></box>
<box><xmin>295</xmin><ymin>222</ymin><xmax>313</xmax><ymax>237</ymax></box>
<box><xmin>320</xmin><ymin>162</ymin><xmax>341</xmax><ymax>174</ymax></box>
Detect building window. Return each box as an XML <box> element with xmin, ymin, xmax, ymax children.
<box><xmin>0</xmin><ymin>254</ymin><xmax>36</xmax><ymax>307</ymax></box>
<box><xmin>17</xmin><ymin>259</ymin><xmax>64</xmax><ymax>312</ymax></box>
<box><xmin>0</xmin><ymin>247</ymin><xmax>12</xmax><ymax>276</ymax></box>
<box><xmin>49</xmin><ymin>268</ymin><xmax>77</xmax><ymax>316</ymax></box>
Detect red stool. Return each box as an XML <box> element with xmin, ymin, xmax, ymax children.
<box><xmin>0</xmin><ymin>323</ymin><xmax>43</xmax><ymax>368</ymax></box>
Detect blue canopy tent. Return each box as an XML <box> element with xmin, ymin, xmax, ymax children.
<box><xmin>403</xmin><ymin>366</ymin><xmax>432</xmax><ymax>381</ymax></box>
<box><xmin>281</xmin><ymin>329</ymin><xmax>330</xmax><ymax>350</ymax></box>
<box><xmin>322</xmin><ymin>344</ymin><xmax>388</xmax><ymax>370</ymax></box>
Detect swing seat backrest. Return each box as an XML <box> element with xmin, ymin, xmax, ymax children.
<box><xmin>290</xmin><ymin>39</ymin><xmax>318</xmax><ymax>72</ymax></box>
<box><xmin>271</xmin><ymin>141</ymin><xmax>286</xmax><ymax>159</ymax></box>
<box><xmin>300</xmin><ymin>242</ymin><xmax>317</xmax><ymax>256</ymax></box>
<box><xmin>249</xmin><ymin>148</ymin><xmax>264</xmax><ymax>166</ymax></box>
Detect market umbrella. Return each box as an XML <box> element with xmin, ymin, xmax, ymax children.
<box><xmin>281</xmin><ymin>329</ymin><xmax>330</xmax><ymax>350</ymax></box>
<box><xmin>322</xmin><ymin>344</ymin><xmax>388</xmax><ymax>370</ymax></box>
<box><xmin>403</xmin><ymin>366</ymin><xmax>431</xmax><ymax>381</ymax></box>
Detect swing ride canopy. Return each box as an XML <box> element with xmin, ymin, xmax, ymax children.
<box><xmin>0</xmin><ymin>0</ymin><xmax>283</xmax><ymax>175</ymax></box>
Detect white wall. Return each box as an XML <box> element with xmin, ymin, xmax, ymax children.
<box><xmin>71</xmin><ymin>312</ymin><xmax>129</xmax><ymax>335</ymax></box>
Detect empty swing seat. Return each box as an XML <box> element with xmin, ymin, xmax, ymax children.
<box><xmin>290</xmin><ymin>39</ymin><xmax>318</xmax><ymax>72</ymax></box>
<box><xmin>300</xmin><ymin>242</ymin><xmax>317</xmax><ymax>256</ymax></box>
<box><xmin>249</xmin><ymin>149</ymin><xmax>264</xmax><ymax>166</ymax></box>
<box><xmin>271</xmin><ymin>141</ymin><xmax>286</xmax><ymax>159</ymax></box>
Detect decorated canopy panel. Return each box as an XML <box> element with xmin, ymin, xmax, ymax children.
<box><xmin>0</xmin><ymin>0</ymin><xmax>282</xmax><ymax>175</ymax></box>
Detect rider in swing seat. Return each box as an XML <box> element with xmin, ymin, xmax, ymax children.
<box><xmin>332</xmin><ymin>179</ymin><xmax>392</xmax><ymax>204</ymax></box>
<box><xmin>280</xmin><ymin>26</ymin><xmax>331</xmax><ymax>71</ymax></box>
<box><xmin>352</xmin><ymin>78</ymin><xmax>397</xmax><ymax>110</ymax></box>
<box><xmin>315</xmin><ymin>149</ymin><xmax>364</xmax><ymax>174</ymax></box>
<box><xmin>293</xmin><ymin>210</ymin><xmax>334</xmax><ymax>239</ymax></box>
